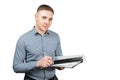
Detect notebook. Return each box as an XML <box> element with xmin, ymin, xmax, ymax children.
<box><xmin>51</xmin><ymin>55</ymin><xmax>84</xmax><ymax>68</ymax></box>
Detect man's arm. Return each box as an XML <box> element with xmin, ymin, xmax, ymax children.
<box><xmin>55</xmin><ymin>35</ymin><xmax>64</xmax><ymax>70</ymax></box>
<box><xmin>55</xmin><ymin>35</ymin><xmax>63</xmax><ymax>56</ymax></box>
<box><xmin>13</xmin><ymin>39</ymin><xmax>36</xmax><ymax>73</ymax></box>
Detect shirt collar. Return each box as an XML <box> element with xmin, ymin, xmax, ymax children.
<box><xmin>32</xmin><ymin>27</ymin><xmax>50</xmax><ymax>36</ymax></box>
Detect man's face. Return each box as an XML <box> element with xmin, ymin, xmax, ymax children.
<box><xmin>35</xmin><ymin>10</ymin><xmax>53</xmax><ymax>32</ymax></box>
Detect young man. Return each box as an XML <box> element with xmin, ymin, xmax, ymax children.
<box><xmin>13</xmin><ymin>4</ymin><xmax>64</xmax><ymax>80</ymax></box>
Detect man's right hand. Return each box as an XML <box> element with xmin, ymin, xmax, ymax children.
<box><xmin>36</xmin><ymin>56</ymin><xmax>53</xmax><ymax>68</ymax></box>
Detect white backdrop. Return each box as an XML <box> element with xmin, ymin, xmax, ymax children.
<box><xmin>0</xmin><ymin>0</ymin><xmax>120</xmax><ymax>80</ymax></box>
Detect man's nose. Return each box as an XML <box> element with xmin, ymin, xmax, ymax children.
<box><xmin>44</xmin><ymin>19</ymin><xmax>49</xmax><ymax>24</ymax></box>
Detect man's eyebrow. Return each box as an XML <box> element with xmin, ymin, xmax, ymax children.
<box><xmin>41</xmin><ymin>16</ymin><xmax>48</xmax><ymax>18</ymax></box>
<box><xmin>41</xmin><ymin>16</ymin><xmax>53</xmax><ymax>20</ymax></box>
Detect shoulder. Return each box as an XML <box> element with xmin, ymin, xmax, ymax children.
<box><xmin>48</xmin><ymin>30</ymin><xmax>59</xmax><ymax>37</ymax></box>
<box><xmin>48</xmin><ymin>30</ymin><xmax>61</xmax><ymax>42</ymax></box>
<box><xmin>17</xmin><ymin>29</ymin><xmax>34</xmax><ymax>42</ymax></box>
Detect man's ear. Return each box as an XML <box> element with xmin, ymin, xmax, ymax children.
<box><xmin>35</xmin><ymin>13</ymin><xmax>37</xmax><ymax>18</ymax></box>
<box><xmin>35</xmin><ymin>13</ymin><xmax>38</xmax><ymax>20</ymax></box>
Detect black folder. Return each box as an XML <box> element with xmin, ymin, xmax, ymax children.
<box><xmin>51</xmin><ymin>55</ymin><xmax>84</xmax><ymax>68</ymax></box>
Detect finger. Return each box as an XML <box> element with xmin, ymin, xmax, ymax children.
<box><xmin>47</xmin><ymin>59</ymin><xmax>53</xmax><ymax>65</ymax></box>
<box><xmin>44</xmin><ymin>61</ymin><xmax>52</xmax><ymax>67</ymax></box>
<box><xmin>46</xmin><ymin>56</ymin><xmax>52</xmax><ymax>60</ymax></box>
<box><xmin>45</xmin><ymin>56</ymin><xmax>53</xmax><ymax>64</ymax></box>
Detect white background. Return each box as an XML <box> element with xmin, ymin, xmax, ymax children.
<box><xmin>0</xmin><ymin>0</ymin><xmax>120</xmax><ymax>80</ymax></box>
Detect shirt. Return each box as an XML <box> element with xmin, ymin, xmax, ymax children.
<box><xmin>13</xmin><ymin>28</ymin><xmax>63</xmax><ymax>80</ymax></box>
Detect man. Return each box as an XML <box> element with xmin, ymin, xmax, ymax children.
<box><xmin>13</xmin><ymin>4</ymin><xmax>64</xmax><ymax>80</ymax></box>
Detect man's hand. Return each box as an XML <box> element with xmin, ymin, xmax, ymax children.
<box><xmin>36</xmin><ymin>56</ymin><xmax>53</xmax><ymax>68</ymax></box>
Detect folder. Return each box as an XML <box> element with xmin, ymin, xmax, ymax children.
<box><xmin>51</xmin><ymin>55</ymin><xmax>84</xmax><ymax>68</ymax></box>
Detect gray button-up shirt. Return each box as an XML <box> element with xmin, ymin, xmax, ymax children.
<box><xmin>13</xmin><ymin>28</ymin><xmax>63</xmax><ymax>80</ymax></box>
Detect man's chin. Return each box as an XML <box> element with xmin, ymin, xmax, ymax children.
<box><xmin>43</xmin><ymin>28</ymin><xmax>48</xmax><ymax>31</ymax></box>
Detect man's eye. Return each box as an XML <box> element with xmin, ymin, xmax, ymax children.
<box><xmin>49</xmin><ymin>18</ymin><xmax>53</xmax><ymax>21</ymax></box>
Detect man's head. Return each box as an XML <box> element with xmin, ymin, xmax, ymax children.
<box><xmin>35</xmin><ymin>4</ymin><xmax>54</xmax><ymax>35</ymax></box>
<box><xmin>37</xmin><ymin>4</ymin><xmax>54</xmax><ymax>14</ymax></box>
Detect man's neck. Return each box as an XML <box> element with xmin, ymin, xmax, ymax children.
<box><xmin>35</xmin><ymin>26</ymin><xmax>46</xmax><ymax>35</ymax></box>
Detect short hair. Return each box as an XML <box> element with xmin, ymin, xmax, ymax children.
<box><xmin>37</xmin><ymin>4</ymin><xmax>54</xmax><ymax>14</ymax></box>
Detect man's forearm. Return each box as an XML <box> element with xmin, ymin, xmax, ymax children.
<box><xmin>13</xmin><ymin>61</ymin><xmax>36</xmax><ymax>73</ymax></box>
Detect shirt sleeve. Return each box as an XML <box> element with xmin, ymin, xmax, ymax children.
<box><xmin>13</xmin><ymin>38</ymin><xmax>36</xmax><ymax>73</ymax></box>
<box><xmin>55</xmin><ymin>35</ymin><xmax>63</xmax><ymax>56</ymax></box>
